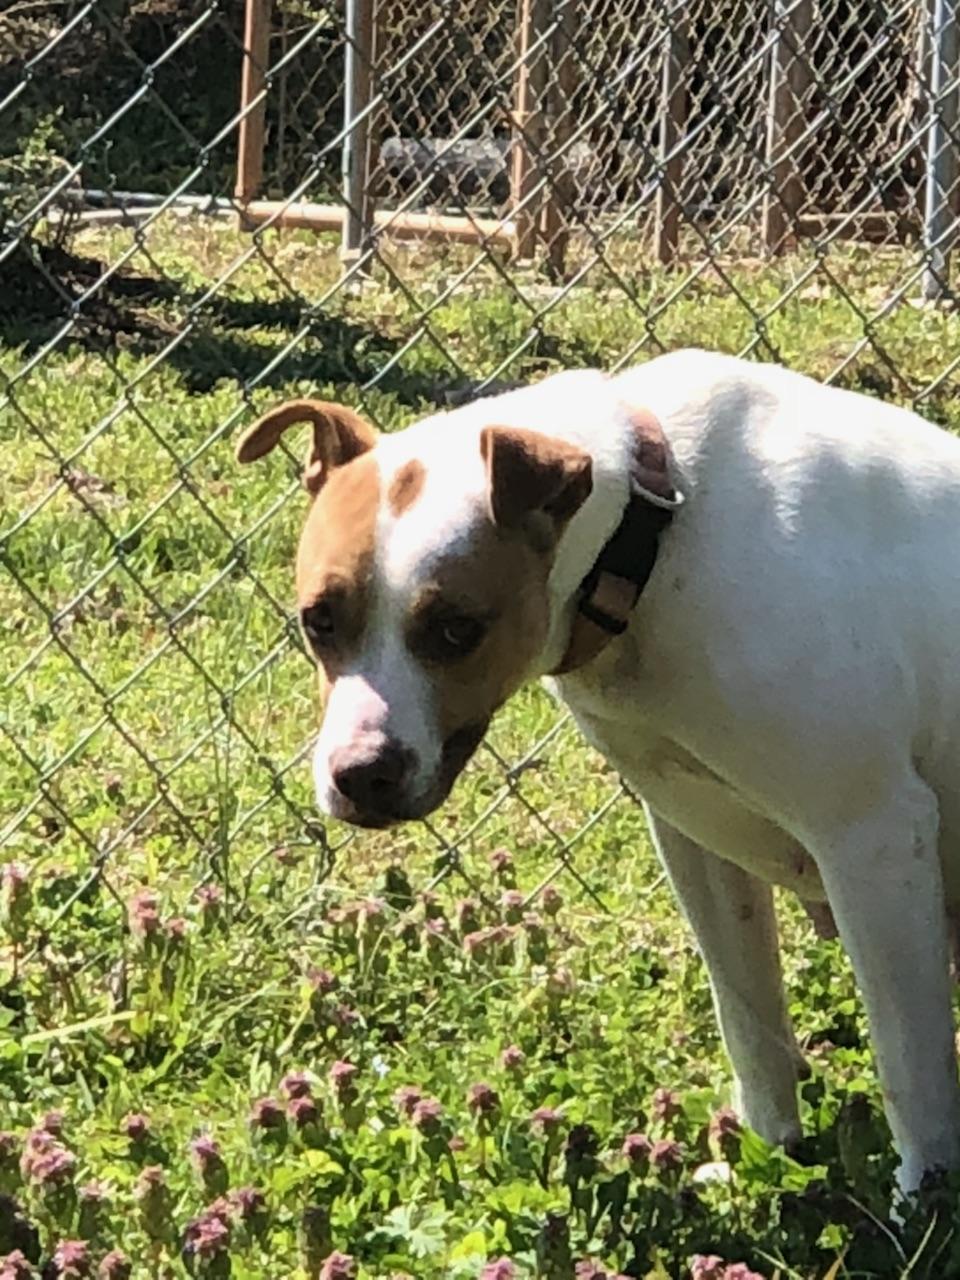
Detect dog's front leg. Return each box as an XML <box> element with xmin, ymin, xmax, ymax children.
<box><xmin>646</xmin><ymin>809</ymin><xmax>802</xmax><ymax>1148</ymax></box>
<box><xmin>809</xmin><ymin>776</ymin><xmax>960</xmax><ymax>1194</ymax></box>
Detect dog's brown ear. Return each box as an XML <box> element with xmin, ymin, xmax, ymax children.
<box><xmin>480</xmin><ymin>425</ymin><xmax>592</xmax><ymax>532</ymax></box>
<box><xmin>235</xmin><ymin>399</ymin><xmax>377</xmax><ymax>497</ymax></box>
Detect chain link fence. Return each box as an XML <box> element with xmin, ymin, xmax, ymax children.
<box><xmin>2</xmin><ymin>0</ymin><xmax>959</xmax><ymax>962</ymax></box>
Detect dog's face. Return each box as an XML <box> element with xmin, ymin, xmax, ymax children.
<box><xmin>237</xmin><ymin>398</ymin><xmax>593</xmax><ymax>827</ymax></box>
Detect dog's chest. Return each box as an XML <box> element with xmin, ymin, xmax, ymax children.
<box><xmin>553</xmin><ymin>678</ymin><xmax>825</xmax><ymax>899</ymax></box>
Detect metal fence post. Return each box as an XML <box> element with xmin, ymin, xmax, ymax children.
<box><xmin>763</xmin><ymin>0</ymin><xmax>813</xmax><ymax>254</ymax></box>
<box><xmin>655</xmin><ymin>4</ymin><xmax>688</xmax><ymax>266</ymax></box>
<box><xmin>235</xmin><ymin>0</ymin><xmax>272</xmax><ymax>208</ymax></box>
<box><xmin>922</xmin><ymin>0</ymin><xmax>959</xmax><ymax>300</ymax></box>
<box><xmin>342</xmin><ymin>0</ymin><xmax>376</xmax><ymax>262</ymax></box>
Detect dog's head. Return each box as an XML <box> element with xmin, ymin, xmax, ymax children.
<box><xmin>236</xmin><ymin>377</ymin><xmax>653</xmax><ymax>828</ymax></box>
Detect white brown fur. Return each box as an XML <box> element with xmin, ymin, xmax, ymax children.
<box><xmin>238</xmin><ymin>350</ymin><xmax>960</xmax><ymax>1196</ymax></box>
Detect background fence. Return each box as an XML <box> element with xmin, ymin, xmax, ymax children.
<box><xmin>2</xmin><ymin>0</ymin><xmax>960</xmax><ymax>1034</ymax></box>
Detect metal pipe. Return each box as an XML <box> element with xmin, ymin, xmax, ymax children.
<box><xmin>922</xmin><ymin>0</ymin><xmax>959</xmax><ymax>299</ymax></box>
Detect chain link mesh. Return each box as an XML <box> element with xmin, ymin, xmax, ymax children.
<box><xmin>2</xmin><ymin>0</ymin><xmax>959</xmax><ymax>971</ymax></box>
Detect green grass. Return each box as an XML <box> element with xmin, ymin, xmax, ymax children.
<box><xmin>2</xmin><ymin>216</ymin><xmax>960</xmax><ymax>1278</ymax></box>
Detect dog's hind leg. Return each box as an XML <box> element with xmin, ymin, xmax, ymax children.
<box><xmin>808</xmin><ymin>774</ymin><xmax>960</xmax><ymax>1194</ymax></box>
<box><xmin>646</xmin><ymin>810</ymin><xmax>802</xmax><ymax>1148</ymax></box>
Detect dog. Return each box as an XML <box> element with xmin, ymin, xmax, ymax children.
<box><xmin>237</xmin><ymin>349</ymin><xmax>960</xmax><ymax>1196</ymax></box>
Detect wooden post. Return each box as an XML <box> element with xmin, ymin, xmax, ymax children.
<box><xmin>512</xmin><ymin>0</ymin><xmax>550</xmax><ymax>260</ymax></box>
<box><xmin>235</xmin><ymin>0</ymin><xmax>272</xmax><ymax>205</ymax></box>
<box><xmin>540</xmin><ymin>5</ymin><xmax>576</xmax><ymax>278</ymax></box>
<box><xmin>342</xmin><ymin>0</ymin><xmax>376</xmax><ymax>262</ymax></box>
<box><xmin>655</xmin><ymin>10</ymin><xmax>688</xmax><ymax>266</ymax></box>
<box><xmin>763</xmin><ymin>0</ymin><xmax>813</xmax><ymax>254</ymax></box>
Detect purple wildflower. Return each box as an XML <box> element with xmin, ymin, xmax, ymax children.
<box><xmin>540</xmin><ymin>884</ymin><xmax>563</xmax><ymax>916</ymax></box>
<box><xmin>722</xmin><ymin>1266</ymin><xmax>767</xmax><ymax>1280</ymax></box>
<box><xmin>531</xmin><ymin>1106</ymin><xmax>564</xmax><ymax>1135</ymax></box>
<box><xmin>448</xmin><ymin>1134</ymin><xmax>466</xmax><ymax>1152</ymax></box>
<box><xmin>710</xmin><ymin>1107</ymin><xmax>741</xmax><ymax>1140</ymax></box>
<box><xmin>709</xmin><ymin>1106</ymin><xmax>742</xmax><ymax>1161</ymax></box>
<box><xmin>411</xmin><ymin>1097</ymin><xmax>444</xmax><ymax>1134</ymax></box>
<box><xmin>164</xmin><ymin>915</ymin><xmax>188</xmax><ymax>943</ymax></box>
<box><xmin>77</xmin><ymin>1180</ymin><xmax>109</xmax><ymax>1242</ymax></box>
<box><xmin>229</xmin><ymin>1186</ymin><xmax>266</xmax><ymax>1221</ymax></box>
<box><xmin>523</xmin><ymin>911</ymin><xmax>549</xmax><ymax>962</ymax></box>
<box><xmin>196</xmin><ymin>884</ymin><xmax>223</xmax><ymax>930</ymax></box>
<box><xmin>22</xmin><ymin>1140</ymin><xmax>75</xmax><ymax>1186</ymax></box>
<box><xmin>127</xmin><ymin>890</ymin><xmax>159</xmax><ymax>941</ymax></box>
<box><xmin>1</xmin><ymin>862</ymin><xmax>31</xmax><ymax>941</ymax></box>
<box><xmin>249</xmin><ymin>1096</ymin><xmax>285</xmax><ymax>1131</ymax></box>
<box><xmin>319</xmin><ymin>1254</ymin><xmax>356</xmax><ymax>1280</ymax></box>
<box><xmin>135</xmin><ymin>1165</ymin><xmax>166</xmax><ymax>1192</ymax></box>
<box><xmin>650</xmin><ymin>1087</ymin><xmax>682</xmax><ymax>1124</ymax></box>
<box><xmin>329</xmin><ymin>1060</ymin><xmax>358</xmax><ymax>1099</ymax></box>
<box><xmin>280</xmin><ymin>1071</ymin><xmax>312</xmax><ymax>1100</ymax></box>
<box><xmin>575</xmin><ymin>1264</ymin><xmax>614</xmax><ymax>1280</ymax></box>
<box><xmin>51</xmin><ymin>1241</ymin><xmax>89</xmax><ymax>1277</ymax></box>
<box><xmin>500</xmin><ymin>890</ymin><xmax>525</xmax><ymax>924</ymax></box>
<box><xmin>0</xmin><ymin>1252</ymin><xmax>33</xmax><ymax>1280</ymax></box>
<box><xmin>134</xmin><ymin>1165</ymin><xmax>173</xmax><ymax>1246</ymax></box>
<box><xmin>467</xmin><ymin>1082</ymin><xmax>500</xmax><ymax>1118</ymax></box>
<box><xmin>121</xmin><ymin>1112</ymin><xmax>150</xmax><ymax>1142</ymax></box>
<box><xmin>489</xmin><ymin>848</ymin><xmax>515</xmax><ymax>881</ymax></box>
<box><xmin>190</xmin><ymin>1135</ymin><xmax>228</xmax><ymax>1196</ymax></box>
<box><xmin>463</xmin><ymin>928</ymin><xmax>488</xmax><ymax>959</ymax></box>
<box><xmin>97</xmin><ymin>1252</ymin><xmax>132</xmax><ymax>1280</ymax></box>
<box><xmin>392</xmin><ymin>1085</ymin><xmax>423</xmax><ymax>1118</ymax></box>
<box><xmin>190</xmin><ymin>1134</ymin><xmax>221</xmax><ymax>1166</ymax></box>
<box><xmin>455</xmin><ymin>898</ymin><xmax>480</xmax><ymax>935</ymax></box>
<box><xmin>418</xmin><ymin>890</ymin><xmax>442</xmax><ymax>919</ymax></box>
<box><xmin>501</xmin><ymin>1044</ymin><xmax>525</xmax><ymax>1071</ymax></box>
<box><xmin>332</xmin><ymin>1003</ymin><xmax>360</xmax><ymax>1029</ymax></box>
<box><xmin>621</xmin><ymin>1132</ymin><xmax>652</xmax><ymax>1167</ymax></box>
<box><xmin>650</xmin><ymin>1137</ymin><xmax>685</xmax><ymax>1174</ymax></box>
<box><xmin>1</xmin><ymin>862</ymin><xmax>29</xmax><ymax>895</ymax></box>
<box><xmin>288</xmin><ymin>1095</ymin><xmax>320</xmax><ymax>1129</ymax></box>
<box><xmin>481</xmin><ymin>1260</ymin><xmax>517</xmax><ymax>1280</ymax></box>
<box><xmin>40</xmin><ymin>1110</ymin><xmax>65</xmax><ymax>1136</ymax></box>
<box><xmin>463</xmin><ymin>924</ymin><xmax>514</xmax><ymax>963</ymax></box>
<box><xmin>185</xmin><ymin>1210</ymin><xmax>230</xmax><ymax>1259</ymax></box>
<box><xmin>545</xmin><ymin>966</ymin><xmax>574</xmax><ymax>998</ymax></box>
<box><xmin>689</xmin><ymin>1258</ymin><xmax>726</xmax><ymax>1280</ymax></box>
<box><xmin>308</xmin><ymin>966</ymin><xmax>338</xmax><ymax>993</ymax></box>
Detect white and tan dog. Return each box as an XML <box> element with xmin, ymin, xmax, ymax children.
<box><xmin>237</xmin><ymin>349</ymin><xmax>960</xmax><ymax>1195</ymax></box>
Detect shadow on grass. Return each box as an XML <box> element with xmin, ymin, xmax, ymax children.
<box><xmin>0</xmin><ymin>240</ymin><xmax>483</xmax><ymax>405</ymax></box>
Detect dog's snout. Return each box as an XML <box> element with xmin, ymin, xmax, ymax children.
<box><xmin>330</xmin><ymin>737</ymin><xmax>415</xmax><ymax>819</ymax></box>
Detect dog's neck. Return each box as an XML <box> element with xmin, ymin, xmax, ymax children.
<box><xmin>539</xmin><ymin>412</ymin><xmax>636</xmax><ymax>676</ymax></box>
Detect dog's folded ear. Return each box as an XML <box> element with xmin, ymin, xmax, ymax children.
<box><xmin>235</xmin><ymin>399</ymin><xmax>378</xmax><ymax>497</ymax></box>
<box><xmin>480</xmin><ymin>425</ymin><xmax>593</xmax><ymax>534</ymax></box>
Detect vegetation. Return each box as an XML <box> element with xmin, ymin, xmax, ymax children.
<box><xmin>3</xmin><ymin>216</ymin><xmax>960</xmax><ymax>1277</ymax></box>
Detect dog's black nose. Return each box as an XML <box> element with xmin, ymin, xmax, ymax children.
<box><xmin>330</xmin><ymin>739</ymin><xmax>413</xmax><ymax>818</ymax></box>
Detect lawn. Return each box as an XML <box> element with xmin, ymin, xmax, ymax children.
<box><xmin>3</xmin><ymin>215</ymin><xmax>960</xmax><ymax>1278</ymax></box>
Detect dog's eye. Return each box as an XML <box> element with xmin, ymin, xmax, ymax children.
<box><xmin>301</xmin><ymin>601</ymin><xmax>335</xmax><ymax>650</ymax></box>
<box><xmin>436</xmin><ymin>615</ymin><xmax>486</xmax><ymax>658</ymax></box>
